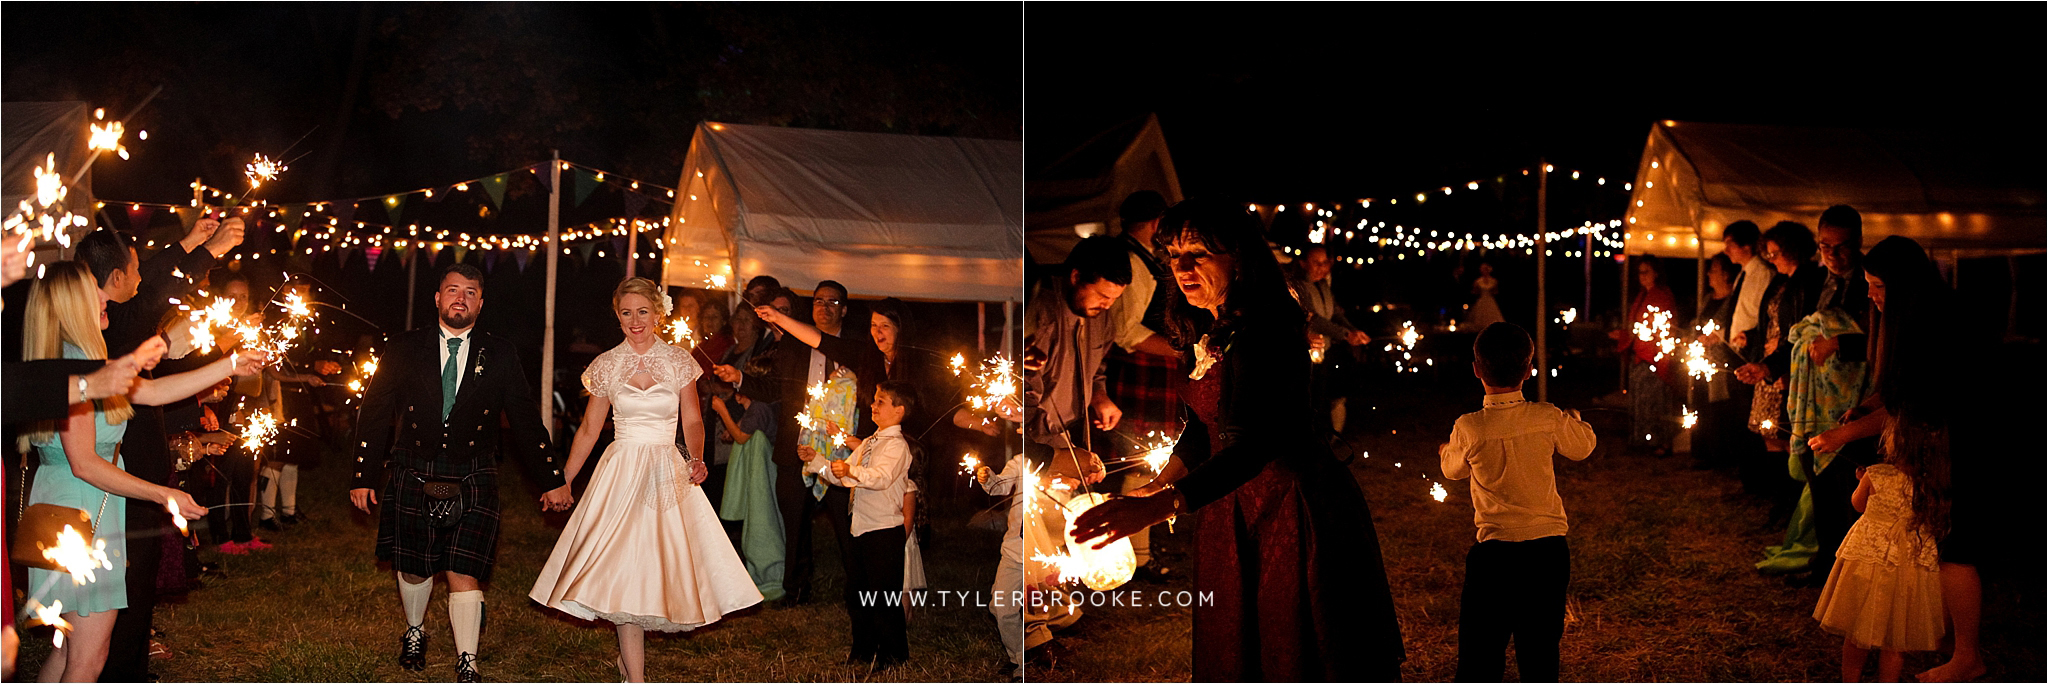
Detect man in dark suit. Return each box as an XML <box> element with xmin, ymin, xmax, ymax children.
<box><xmin>710</xmin><ymin>280</ymin><xmax>884</xmax><ymax>606</ymax></box>
<box><xmin>349</xmin><ymin>264</ymin><xmax>570</xmax><ymax>683</ymax></box>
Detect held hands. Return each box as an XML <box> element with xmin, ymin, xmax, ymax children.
<box><xmin>541</xmin><ymin>485</ymin><xmax>575</xmax><ymax>512</ymax></box>
<box><xmin>350</xmin><ymin>487</ymin><xmax>378</xmax><ymax>513</ymax></box>
<box><xmin>185</xmin><ymin>215</ymin><xmax>220</xmax><ymax>250</ymax></box>
<box><xmin>690</xmin><ymin>460</ymin><xmax>708</xmax><ymax>485</ymax></box>
<box><xmin>797</xmin><ymin>445</ymin><xmax>819</xmax><ymax>462</ymax></box>
<box><xmin>1345</xmin><ymin>330</ymin><xmax>1373</xmax><ymax>347</ymax></box>
<box><xmin>203</xmin><ymin>217</ymin><xmax>245</xmax><ymax>257</ymax></box>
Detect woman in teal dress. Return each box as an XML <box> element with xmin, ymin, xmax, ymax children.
<box><xmin>18</xmin><ymin>261</ymin><xmax>258</xmax><ymax>682</ymax></box>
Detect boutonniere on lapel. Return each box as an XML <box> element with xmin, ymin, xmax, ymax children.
<box><xmin>473</xmin><ymin>346</ymin><xmax>487</xmax><ymax>377</ymax></box>
<box><xmin>1189</xmin><ymin>331</ymin><xmax>1232</xmax><ymax>380</ymax></box>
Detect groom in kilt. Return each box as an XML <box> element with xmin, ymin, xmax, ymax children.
<box><xmin>350</xmin><ymin>264</ymin><xmax>572</xmax><ymax>682</ymax></box>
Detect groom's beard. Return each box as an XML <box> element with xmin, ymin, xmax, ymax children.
<box><xmin>440</xmin><ymin>310</ymin><xmax>476</xmax><ymax>329</ymax></box>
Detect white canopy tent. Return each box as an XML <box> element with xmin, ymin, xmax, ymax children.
<box><xmin>1025</xmin><ymin>113</ymin><xmax>1182</xmax><ymax>265</ymax></box>
<box><xmin>660</xmin><ymin>121</ymin><xmax>1022</xmax><ymax>302</ymax></box>
<box><xmin>1624</xmin><ymin>120</ymin><xmax>2045</xmax><ymax>258</ymax></box>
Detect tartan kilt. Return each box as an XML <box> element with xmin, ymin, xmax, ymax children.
<box><xmin>377</xmin><ymin>467</ymin><xmax>503</xmax><ymax>581</ymax></box>
<box><xmin>1104</xmin><ymin>347</ymin><xmax>1183</xmax><ymax>440</ymax></box>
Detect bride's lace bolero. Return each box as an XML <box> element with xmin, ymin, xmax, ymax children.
<box><xmin>581</xmin><ymin>341</ymin><xmax>702</xmax><ymax>398</ymax></box>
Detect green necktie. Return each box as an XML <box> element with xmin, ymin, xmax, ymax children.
<box><xmin>442</xmin><ymin>337</ymin><xmax>463</xmax><ymax>421</ymax></box>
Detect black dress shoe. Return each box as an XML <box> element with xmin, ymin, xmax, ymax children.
<box><xmin>257</xmin><ymin>517</ymin><xmax>281</xmax><ymax>532</ymax></box>
<box><xmin>280</xmin><ymin>512</ymin><xmax>303</xmax><ymax>527</ymax></box>
<box><xmin>455</xmin><ymin>652</ymin><xmax>482</xmax><ymax>682</ymax></box>
<box><xmin>1130</xmin><ymin>564</ymin><xmax>1175</xmax><ymax>584</ymax></box>
<box><xmin>398</xmin><ymin>625</ymin><xmax>428</xmax><ymax>671</ymax></box>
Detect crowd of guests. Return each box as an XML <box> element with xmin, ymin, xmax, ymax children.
<box><xmin>1628</xmin><ymin>205</ymin><xmax>1987</xmax><ymax>682</ymax></box>
<box><xmin>1</xmin><ymin>216</ymin><xmax>1022</xmax><ymax>680</ymax></box>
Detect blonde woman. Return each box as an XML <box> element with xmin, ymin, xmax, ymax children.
<box><xmin>19</xmin><ymin>261</ymin><xmax>264</xmax><ymax>683</ymax></box>
<box><xmin>529</xmin><ymin>277</ymin><xmax>762</xmax><ymax>682</ymax></box>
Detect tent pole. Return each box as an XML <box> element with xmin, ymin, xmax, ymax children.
<box><xmin>978</xmin><ymin>301</ymin><xmax>988</xmax><ymax>354</ymax></box>
<box><xmin>1583</xmin><ymin>232</ymin><xmax>1593</xmax><ymax>322</ymax></box>
<box><xmin>404</xmin><ymin>246</ymin><xmax>418</xmax><ymax>331</ymax></box>
<box><xmin>1001</xmin><ymin>299</ymin><xmax>1014</xmax><ymax>361</ymax></box>
<box><xmin>1536</xmin><ymin>158</ymin><xmax>1548</xmax><ymax>403</ymax></box>
<box><xmin>1620</xmin><ymin>250</ymin><xmax>1630</xmax><ymax>396</ymax></box>
<box><xmin>541</xmin><ymin>149</ymin><xmax>561</xmax><ymax>440</ymax></box>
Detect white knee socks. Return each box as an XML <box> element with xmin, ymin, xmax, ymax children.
<box><xmin>398</xmin><ymin>574</ymin><xmax>433</xmax><ymax>627</ymax></box>
<box><xmin>449</xmin><ymin>590</ymin><xmax>484</xmax><ymax>658</ymax></box>
<box><xmin>258</xmin><ymin>467</ymin><xmax>281</xmax><ymax>520</ymax></box>
<box><xmin>278</xmin><ymin>464</ymin><xmax>299</xmax><ymax>515</ymax></box>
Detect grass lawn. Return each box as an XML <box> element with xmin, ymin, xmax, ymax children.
<box><xmin>16</xmin><ymin>455</ymin><xmax>1017</xmax><ymax>682</ymax></box>
<box><xmin>1043</xmin><ymin>372</ymin><xmax>2045</xmax><ymax>682</ymax></box>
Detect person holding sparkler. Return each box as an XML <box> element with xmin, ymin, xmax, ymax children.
<box><xmin>75</xmin><ymin>218</ymin><xmax>243</xmax><ymax>683</ymax></box>
<box><xmin>1072</xmin><ymin>198</ymin><xmax>1403</xmax><ymax>682</ymax></box>
<box><xmin>1738</xmin><ymin>222</ymin><xmax>1830</xmax><ymax>576</ymax></box>
<box><xmin>16</xmin><ymin>261</ymin><xmax>262</xmax><ymax>682</ymax></box>
<box><xmin>710</xmin><ymin>355</ymin><xmax>785</xmax><ymax>600</ymax></box>
<box><xmin>529</xmin><ymin>277</ymin><xmax>761</xmax><ymax>682</ymax></box>
<box><xmin>708</xmin><ymin>280</ymin><xmax>883</xmax><ymax>607</ymax></box>
<box><xmin>797</xmin><ymin>382</ymin><xmax>918</xmax><ymax>669</ymax></box>
<box><xmin>1100</xmin><ymin>191</ymin><xmax>1186</xmax><ymax>585</ymax></box>
<box><xmin>348</xmin><ymin>264</ymin><xmax>571</xmax><ymax>682</ymax></box>
<box><xmin>1611</xmin><ymin>254</ymin><xmax>1682</xmax><ymax>457</ymax></box>
<box><xmin>1438</xmin><ymin>323</ymin><xmax>1598</xmax><ymax>682</ymax></box>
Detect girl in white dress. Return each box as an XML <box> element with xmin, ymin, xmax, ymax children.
<box><xmin>1467</xmin><ymin>262</ymin><xmax>1506</xmax><ymax>330</ymax></box>
<box><xmin>529</xmin><ymin>278</ymin><xmax>763</xmax><ymax>682</ymax></box>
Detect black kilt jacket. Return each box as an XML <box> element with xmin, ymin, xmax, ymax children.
<box><xmin>349</xmin><ymin>327</ymin><xmax>567</xmax><ymax>580</ymax></box>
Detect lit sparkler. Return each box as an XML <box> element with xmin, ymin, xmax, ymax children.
<box><xmin>347</xmin><ymin>353</ymin><xmax>380</xmax><ymax>402</ymax></box>
<box><xmin>959</xmin><ymin>453</ymin><xmax>981</xmax><ymax>477</ymax></box>
<box><xmin>167</xmin><ymin>497</ymin><xmax>189</xmax><ymax>535</ymax></box>
<box><xmin>1632</xmin><ymin>305</ymin><xmax>1678</xmax><ymax>362</ymax></box>
<box><xmin>43</xmin><ymin>525</ymin><xmax>112</xmax><ymax>586</ymax></box>
<box><xmin>245</xmin><ymin>153</ymin><xmax>287</xmax><ymax>188</ymax></box>
<box><xmin>665</xmin><ymin>316</ymin><xmax>696</xmax><ymax>348</ymax></box>
<box><xmin>948</xmin><ymin>353</ymin><xmax>966</xmax><ymax>376</ymax></box>
<box><xmin>1681</xmin><ymin>405</ymin><xmax>1699</xmax><ymax>430</ymax></box>
<box><xmin>240</xmin><ymin>409</ymin><xmax>281</xmax><ymax>453</ymax></box>
<box><xmin>1430</xmin><ymin>480</ymin><xmax>1449</xmax><ymax>502</ymax></box>
<box><xmin>965</xmin><ymin>354</ymin><xmax>1019</xmax><ymax>412</ymax></box>
<box><xmin>1137</xmin><ymin>431</ymin><xmax>1175</xmax><ymax>474</ymax></box>
<box><xmin>28</xmin><ymin>600</ymin><xmax>70</xmax><ymax>647</ymax></box>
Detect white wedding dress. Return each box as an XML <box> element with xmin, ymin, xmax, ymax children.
<box><xmin>528</xmin><ymin>341</ymin><xmax>763</xmax><ymax>631</ymax></box>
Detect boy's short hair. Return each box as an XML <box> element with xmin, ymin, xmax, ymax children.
<box><xmin>1474</xmin><ymin>322</ymin><xmax>1534</xmax><ymax>388</ymax></box>
<box><xmin>741</xmin><ymin>353</ymin><xmax>774</xmax><ymax>382</ymax></box>
<box><xmin>875</xmin><ymin>380</ymin><xmax>918</xmax><ymax>418</ymax></box>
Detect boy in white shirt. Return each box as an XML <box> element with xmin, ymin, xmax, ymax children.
<box><xmin>1439</xmin><ymin>323</ymin><xmax>1597</xmax><ymax>682</ymax></box>
<box><xmin>976</xmin><ymin>453</ymin><xmax>1028</xmax><ymax>681</ymax></box>
<box><xmin>800</xmin><ymin>381</ymin><xmax>916</xmax><ymax>669</ymax></box>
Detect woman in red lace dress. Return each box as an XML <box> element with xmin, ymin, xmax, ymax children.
<box><xmin>1074</xmin><ymin>198</ymin><xmax>1404</xmax><ymax>682</ymax></box>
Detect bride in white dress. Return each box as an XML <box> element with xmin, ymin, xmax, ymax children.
<box><xmin>529</xmin><ymin>278</ymin><xmax>763</xmax><ymax>682</ymax></box>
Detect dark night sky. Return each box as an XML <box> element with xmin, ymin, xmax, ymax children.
<box><xmin>5</xmin><ymin>2</ymin><xmax>1022</xmax><ymax>219</ymax></box>
<box><xmin>1027</xmin><ymin>4</ymin><xmax>2046</xmax><ymax>204</ymax></box>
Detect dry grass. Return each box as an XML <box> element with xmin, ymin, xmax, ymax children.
<box><xmin>16</xmin><ymin>460</ymin><xmax>1015</xmax><ymax>682</ymax></box>
<box><xmin>1045</xmin><ymin>376</ymin><xmax>2045</xmax><ymax>682</ymax></box>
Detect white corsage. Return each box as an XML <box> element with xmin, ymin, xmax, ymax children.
<box><xmin>660</xmin><ymin>290</ymin><xmax>675</xmax><ymax>317</ymax></box>
<box><xmin>1189</xmin><ymin>334</ymin><xmax>1218</xmax><ymax>380</ymax></box>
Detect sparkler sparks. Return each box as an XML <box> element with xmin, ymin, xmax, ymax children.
<box><xmin>1430</xmin><ymin>480</ymin><xmax>1449</xmax><ymax>502</ymax></box>
<box><xmin>964</xmin><ymin>354</ymin><xmax>1019</xmax><ymax>413</ymax></box>
<box><xmin>1632</xmin><ymin>305</ymin><xmax>1679</xmax><ymax>362</ymax></box>
<box><xmin>239</xmin><ymin>409</ymin><xmax>281</xmax><ymax>453</ymax></box>
<box><xmin>245</xmin><ymin>153</ymin><xmax>287</xmax><ymax>188</ymax></box>
<box><xmin>1136</xmin><ymin>431</ymin><xmax>1175</xmax><ymax>474</ymax></box>
<box><xmin>1561</xmin><ymin>307</ymin><xmax>1579</xmax><ymax>325</ymax></box>
<box><xmin>29</xmin><ymin>600</ymin><xmax>70</xmax><ymax>647</ymax></box>
<box><xmin>43</xmin><ymin>525</ymin><xmax>113</xmax><ymax>586</ymax></box>
<box><xmin>167</xmin><ymin>497</ymin><xmax>189</xmax><ymax>535</ymax></box>
<box><xmin>1685</xmin><ymin>321</ymin><xmax>1724</xmax><ymax>380</ymax></box>
<box><xmin>949</xmin><ymin>353</ymin><xmax>966</xmax><ymax>376</ymax></box>
<box><xmin>1681</xmin><ymin>406</ymin><xmax>1699</xmax><ymax>429</ymax></box>
<box><xmin>666</xmin><ymin>316</ymin><xmax>696</xmax><ymax>348</ymax></box>
<box><xmin>959</xmin><ymin>453</ymin><xmax>981</xmax><ymax>477</ymax></box>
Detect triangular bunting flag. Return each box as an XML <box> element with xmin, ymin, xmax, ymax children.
<box><xmin>572</xmin><ymin>169</ymin><xmax>598</xmax><ymax>207</ymax></box>
<box><xmin>280</xmin><ymin>205</ymin><xmax>304</xmax><ymax>232</ymax></box>
<box><xmin>620</xmin><ymin>191</ymin><xmax>649</xmax><ymax>222</ymax></box>
<box><xmin>513</xmin><ymin>248</ymin><xmax>532</xmax><ymax>272</ymax></box>
<box><xmin>482</xmin><ymin>174</ymin><xmax>508</xmax><ymax>209</ymax></box>
<box><xmin>532</xmin><ymin>165</ymin><xmax>552</xmax><ymax>193</ymax></box>
<box><xmin>382</xmin><ymin>195</ymin><xmax>407</xmax><ymax>224</ymax></box>
<box><xmin>334</xmin><ymin>244</ymin><xmax>356</xmax><ymax>270</ymax></box>
<box><xmin>481</xmin><ymin>249</ymin><xmax>497</xmax><ymax>273</ymax></box>
<box><xmin>575</xmin><ymin>242</ymin><xmax>596</xmax><ymax>262</ymax></box>
<box><xmin>334</xmin><ymin>202</ymin><xmax>356</xmax><ymax>225</ymax></box>
<box><xmin>612</xmin><ymin>235</ymin><xmax>627</xmax><ymax>259</ymax></box>
<box><xmin>424</xmin><ymin>187</ymin><xmax>447</xmax><ymax>203</ymax></box>
<box><xmin>454</xmin><ymin>246</ymin><xmax>469</xmax><ymax>264</ymax></box>
<box><xmin>365</xmin><ymin>246</ymin><xmax>383</xmax><ymax>271</ymax></box>
<box><xmin>126</xmin><ymin>205</ymin><xmax>157</xmax><ymax>232</ymax></box>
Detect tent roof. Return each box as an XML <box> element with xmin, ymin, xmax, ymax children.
<box><xmin>662</xmin><ymin>122</ymin><xmax>1021</xmax><ymax>302</ymax></box>
<box><xmin>1026</xmin><ymin>113</ymin><xmax>1182</xmax><ymax>264</ymax></box>
<box><xmin>1625</xmin><ymin>121</ymin><xmax>2045</xmax><ymax>258</ymax></box>
<box><xmin>3</xmin><ymin>101</ymin><xmax>93</xmax><ymax>209</ymax></box>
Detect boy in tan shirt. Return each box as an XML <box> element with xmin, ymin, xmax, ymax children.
<box><xmin>1440</xmin><ymin>323</ymin><xmax>1597</xmax><ymax>682</ymax></box>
